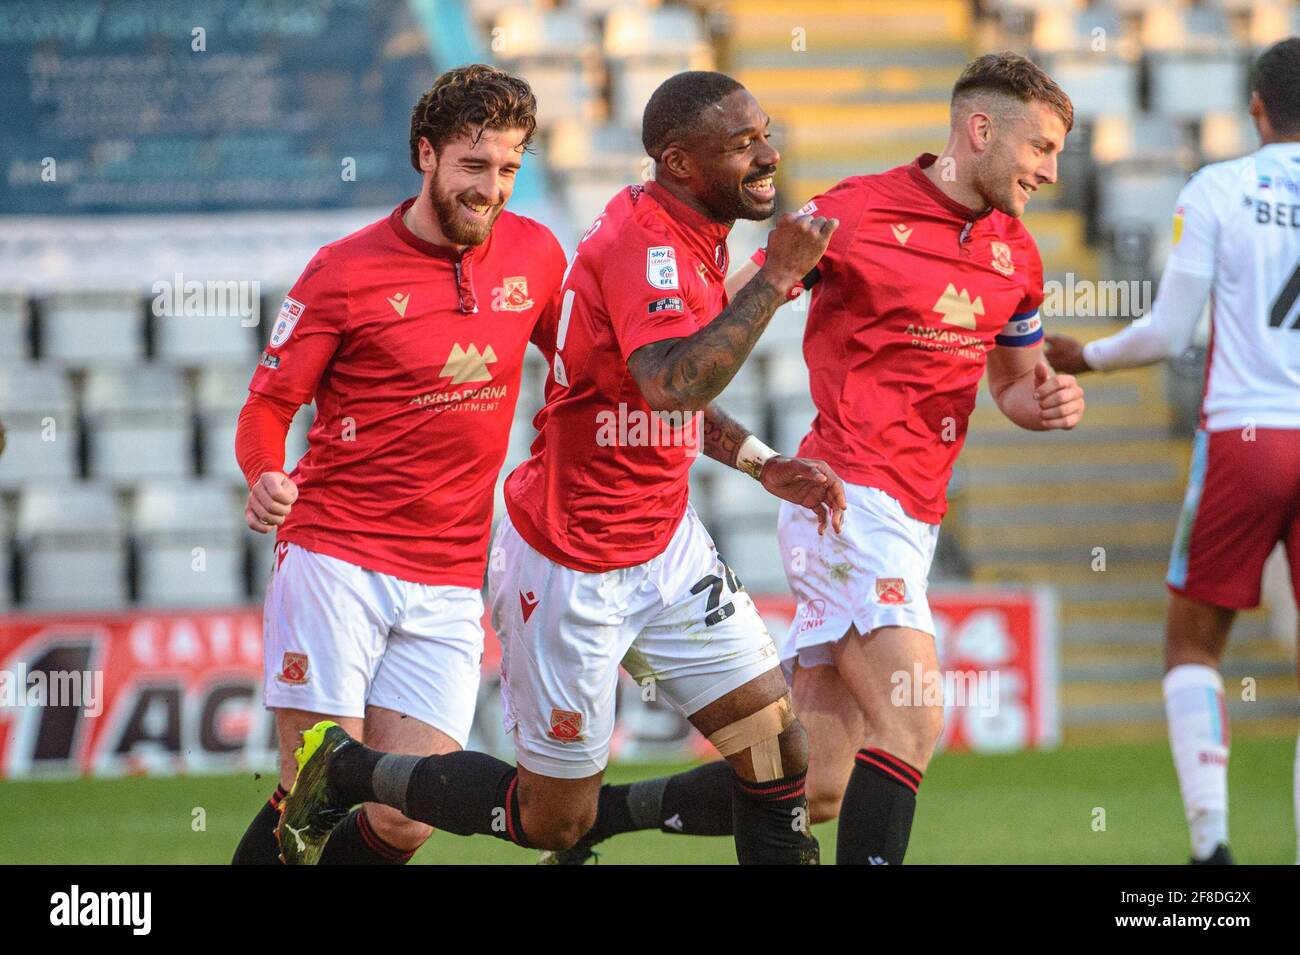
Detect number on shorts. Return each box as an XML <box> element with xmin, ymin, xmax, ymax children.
<box><xmin>691</xmin><ymin>562</ymin><xmax>744</xmax><ymax>627</ymax></box>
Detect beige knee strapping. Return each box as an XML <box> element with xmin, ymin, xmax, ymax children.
<box><xmin>707</xmin><ymin>697</ymin><xmax>795</xmax><ymax>782</ymax></box>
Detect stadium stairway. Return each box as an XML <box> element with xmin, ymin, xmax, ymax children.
<box><xmin>720</xmin><ymin>0</ymin><xmax>973</xmax><ymax>194</ymax></box>
<box><xmin>954</xmin><ymin>237</ymin><xmax>1295</xmax><ymax>742</ymax></box>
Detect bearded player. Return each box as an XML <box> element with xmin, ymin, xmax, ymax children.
<box><xmin>276</xmin><ymin>71</ymin><xmax>846</xmax><ymax>865</ymax></box>
<box><xmin>548</xmin><ymin>53</ymin><xmax>1086</xmax><ymax>865</ymax></box>
<box><xmin>1047</xmin><ymin>38</ymin><xmax>1300</xmax><ymax>865</ymax></box>
<box><xmin>230</xmin><ymin>65</ymin><xmax>566</xmax><ymax>864</ymax></box>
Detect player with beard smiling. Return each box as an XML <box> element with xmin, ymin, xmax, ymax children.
<box><xmin>230</xmin><ymin>64</ymin><xmax>567</xmax><ymax>865</ymax></box>
<box><xmin>277</xmin><ymin>71</ymin><xmax>847</xmax><ymax>865</ymax></box>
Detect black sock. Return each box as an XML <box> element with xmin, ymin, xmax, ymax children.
<box><xmin>231</xmin><ymin>785</ymin><xmax>288</xmax><ymax>865</ymax></box>
<box><xmin>318</xmin><ymin>807</ymin><xmax>416</xmax><ymax>865</ymax></box>
<box><xmin>589</xmin><ymin>759</ymin><xmax>736</xmax><ymax>844</ymax></box>
<box><xmin>732</xmin><ymin>770</ymin><xmax>819</xmax><ymax>865</ymax></box>
<box><xmin>837</xmin><ymin>748</ymin><xmax>922</xmax><ymax>865</ymax></box>
<box><xmin>330</xmin><ymin>743</ymin><xmax>531</xmax><ymax>848</ymax></box>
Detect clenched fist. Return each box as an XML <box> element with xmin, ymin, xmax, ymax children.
<box><xmin>246</xmin><ymin>470</ymin><xmax>298</xmax><ymax>533</ymax></box>
<box><xmin>761</xmin><ymin>212</ymin><xmax>838</xmax><ymax>291</ymax></box>
<box><xmin>1032</xmin><ymin>361</ymin><xmax>1085</xmax><ymax>430</ymax></box>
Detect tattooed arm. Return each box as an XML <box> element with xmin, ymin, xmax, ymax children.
<box><xmin>702</xmin><ymin>402</ymin><xmax>752</xmax><ymax>468</ymax></box>
<box><xmin>627</xmin><ymin>213</ymin><xmax>836</xmax><ymax>415</ymax></box>
<box><xmin>702</xmin><ymin>402</ymin><xmax>848</xmax><ymax>535</ymax></box>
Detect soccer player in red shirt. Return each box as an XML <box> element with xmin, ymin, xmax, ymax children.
<box><xmin>277</xmin><ymin>71</ymin><xmax>846</xmax><ymax>864</ymax></box>
<box><xmin>545</xmin><ymin>53</ymin><xmax>1087</xmax><ymax>864</ymax></box>
<box><xmin>230</xmin><ymin>65</ymin><xmax>566</xmax><ymax>864</ymax></box>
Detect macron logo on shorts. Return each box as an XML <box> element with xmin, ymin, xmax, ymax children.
<box><xmin>519</xmin><ymin>590</ymin><xmax>539</xmax><ymax>623</ymax></box>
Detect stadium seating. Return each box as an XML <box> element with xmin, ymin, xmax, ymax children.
<box><xmin>40</xmin><ymin>291</ymin><xmax>144</xmax><ymax>365</ymax></box>
<box><xmin>132</xmin><ymin>480</ymin><xmax>245</xmax><ymax>607</ymax></box>
<box><xmin>152</xmin><ymin>301</ymin><xmax>260</xmax><ymax>367</ymax></box>
<box><xmin>0</xmin><ymin>363</ymin><xmax>80</xmax><ymax>489</ymax></box>
<box><xmin>82</xmin><ymin>366</ymin><xmax>193</xmax><ymax>485</ymax></box>
<box><xmin>15</xmin><ymin>482</ymin><xmax>128</xmax><ymax>609</ymax></box>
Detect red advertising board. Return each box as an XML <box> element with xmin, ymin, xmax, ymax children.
<box><xmin>0</xmin><ymin>590</ymin><xmax>1056</xmax><ymax>778</ymax></box>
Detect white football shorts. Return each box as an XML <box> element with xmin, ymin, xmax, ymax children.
<box><xmin>777</xmin><ymin>482</ymin><xmax>940</xmax><ymax>668</ymax></box>
<box><xmin>261</xmin><ymin>541</ymin><xmax>484</xmax><ymax>747</ymax></box>
<box><xmin>488</xmin><ymin>505</ymin><xmax>780</xmax><ymax>779</ymax></box>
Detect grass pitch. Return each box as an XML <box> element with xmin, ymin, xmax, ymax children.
<box><xmin>1</xmin><ymin>736</ymin><xmax>1294</xmax><ymax>864</ymax></box>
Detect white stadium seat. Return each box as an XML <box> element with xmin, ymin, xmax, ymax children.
<box><xmin>40</xmin><ymin>291</ymin><xmax>143</xmax><ymax>365</ymax></box>
<box><xmin>82</xmin><ymin>366</ymin><xmax>192</xmax><ymax>484</ymax></box>
<box><xmin>132</xmin><ymin>480</ymin><xmax>245</xmax><ymax>607</ymax></box>
<box><xmin>152</xmin><ymin>295</ymin><xmax>260</xmax><ymax>366</ymax></box>
<box><xmin>16</xmin><ymin>482</ymin><xmax>128</xmax><ymax>609</ymax></box>
<box><xmin>0</xmin><ymin>363</ymin><xmax>80</xmax><ymax>489</ymax></box>
<box><xmin>196</xmin><ymin>365</ymin><xmax>254</xmax><ymax>483</ymax></box>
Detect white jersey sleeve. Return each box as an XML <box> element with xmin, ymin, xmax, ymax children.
<box><xmin>1086</xmin><ymin>144</ymin><xmax>1300</xmax><ymax>430</ymax></box>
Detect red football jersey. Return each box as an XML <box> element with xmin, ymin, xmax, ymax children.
<box><xmin>248</xmin><ymin>198</ymin><xmax>566</xmax><ymax>587</ymax></box>
<box><xmin>504</xmin><ymin>181</ymin><xmax>731</xmax><ymax>572</ymax></box>
<box><xmin>757</xmin><ymin>154</ymin><xmax>1045</xmax><ymax>524</ymax></box>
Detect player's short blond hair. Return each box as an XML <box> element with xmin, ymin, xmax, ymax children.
<box><xmin>951</xmin><ymin>52</ymin><xmax>1074</xmax><ymax>134</ymax></box>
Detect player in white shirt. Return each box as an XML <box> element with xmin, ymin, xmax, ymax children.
<box><xmin>1047</xmin><ymin>38</ymin><xmax>1300</xmax><ymax>864</ymax></box>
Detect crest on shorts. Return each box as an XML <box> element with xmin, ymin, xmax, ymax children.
<box><xmin>277</xmin><ymin>651</ymin><xmax>310</xmax><ymax>685</ymax></box>
<box><xmin>875</xmin><ymin>578</ymin><xmax>907</xmax><ymax>605</ymax></box>
<box><xmin>547</xmin><ymin>708</ymin><xmax>584</xmax><ymax>743</ymax></box>
<box><xmin>990</xmin><ymin>241</ymin><xmax>1015</xmax><ymax>276</ymax></box>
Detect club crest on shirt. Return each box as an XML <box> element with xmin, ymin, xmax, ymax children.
<box><xmin>494</xmin><ymin>276</ymin><xmax>534</xmax><ymax>312</ymax></box>
<box><xmin>646</xmin><ymin>246</ymin><xmax>679</xmax><ymax>290</ymax></box>
<box><xmin>990</xmin><ymin>241</ymin><xmax>1015</xmax><ymax>276</ymax></box>
<box><xmin>547</xmin><ymin>708</ymin><xmax>584</xmax><ymax>742</ymax></box>
<box><xmin>875</xmin><ymin>578</ymin><xmax>907</xmax><ymax>605</ymax></box>
<box><xmin>276</xmin><ymin>652</ymin><xmax>310</xmax><ymax>685</ymax></box>
<box><xmin>269</xmin><ymin>296</ymin><xmax>305</xmax><ymax>348</ymax></box>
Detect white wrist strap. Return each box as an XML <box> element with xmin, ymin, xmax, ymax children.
<box><xmin>736</xmin><ymin>434</ymin><xmax>779</xmax><ymax>480</ymax></box>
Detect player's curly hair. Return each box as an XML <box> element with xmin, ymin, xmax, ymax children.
<box><xmin>951</xmin><ymin>52</ymin><xmax>1074</xmax><ymax>134</ymax></box>
<box><xmin>409</xmin><ymin>64</ymin><xmax>537</xmax><ymax>170</ymax></box>
<box><xmin>1251</xmin><ymin>38</ymin><xmax>1300</xmax><ymax>137</ymax></box>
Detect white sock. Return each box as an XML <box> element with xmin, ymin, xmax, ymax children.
<box><xmin>1162</xmin><ymin>664</ymin><xmax>1230</xmax><ymax>860</ymax></box>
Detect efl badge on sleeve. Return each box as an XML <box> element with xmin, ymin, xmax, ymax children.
<box><xmin>646</xmin><ymin>246</ymin><xmax>679</xmax><ymax>290</ymax></box>
<box><xmin>875</xmin><ymin>578</ymin><xmax>907</xmax><ymax>605</ymax></box>
<box><xmin>269</xmin><ymin>296</ymin><xmax>305</xmax><ymax>348</ymax></box>
<box><xmin>547</xmin><ymin>708</ymin><xmax>584</xmax><ymax>742</ymax></box>
<box><xmin>277</xmin><ymin>652</ymin><xmax>310</xmax><ymax>685</ymax></box>
<box><xmin>990</xmin><ymin>241</ymin><xmax>1015</xmax><ymax>276</ymax></box>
